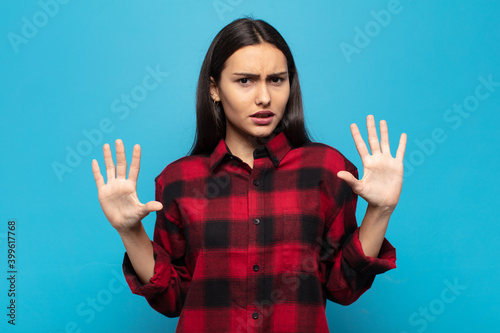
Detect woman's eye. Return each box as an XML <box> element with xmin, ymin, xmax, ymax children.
<box><xmin>271</xmin><ymin>77</ymin><xmax>284</xmax><ymax>84</ymax></box>
<box><xmin>238</xmin><ymin>78</ymin><xmax>250</xmax><ymax>85</ymax></box>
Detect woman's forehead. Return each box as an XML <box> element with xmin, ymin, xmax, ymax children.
<box><xmin>223</xmin><ymin>43</ymin><xmax>288</xmax><ymax>74</ymax></box>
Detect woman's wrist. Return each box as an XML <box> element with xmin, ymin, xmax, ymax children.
<box><xmin>365</xmin><ymin>203</ymin><xmax>395</xmax><ymax>220</ymax></box>
<box><xmin>117</xmin><ymin>221</ymin><xmax>146</xmax><ymax>240</ymax></box>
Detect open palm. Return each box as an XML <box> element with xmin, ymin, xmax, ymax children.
<box><xmin>337</xmin><ymin>115</ymin><xmax>407</xmax><ymax>211</ymax></box>
<box><xmin>92</xmin><ymin>139</ymin><xmax>163</xmax><ymax>233</ymax></box>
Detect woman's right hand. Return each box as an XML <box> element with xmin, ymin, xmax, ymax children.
<box><xmin>92</xmin><ymin>139</ymin><xmax>163</xmax><ymax>235</ymax></box>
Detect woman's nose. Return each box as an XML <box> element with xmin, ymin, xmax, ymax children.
<box><xmin>255</xmin><ymin>82</ymin><xmax>271</xmax><ymax>106</ymax></box>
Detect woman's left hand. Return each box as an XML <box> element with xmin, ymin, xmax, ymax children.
<box><xmin>337</xmin><ymin>115</ymin><xmax>407</xmax><ymax>212</ymax></box>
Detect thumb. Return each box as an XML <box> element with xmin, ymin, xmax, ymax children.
<box><xmin>144</xmin><ymin>200</ymin><xmax>164</xmax><ymax>213</ymax></box>
<box><xmin>337</xmin><ymin>171</ymin><xmax>359</xmax><ymax>190</ymax></box>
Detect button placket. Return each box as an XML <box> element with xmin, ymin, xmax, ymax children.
<box><xmin>247</xmin><ymin>167</ymin><xmax>261</xmax><ymax>320</ymax></box>
<box><xmin>251</xmin><ymin>174</ymin><xmax>260</xmax><ymax>276</ymax></box>
<box><xmin>248</xmin><ymin>162</ymin><xmax>268</xmax><ymax>326</ymax></box>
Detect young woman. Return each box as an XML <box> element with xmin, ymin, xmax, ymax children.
<box><xmin>92</xmin><ymin>18</ymin><xmax>406</xmax><ymax>332</ymax></box>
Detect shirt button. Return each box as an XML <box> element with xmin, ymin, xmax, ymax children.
<box><xmin>253</xmin><ymin>218</ymin><xmax>260</xmax><ymax>225</ymax></box>
<box><xmin>253</xmin><ymin>264</ymin><xmax>259</xmax><ymax>272</ymax></box>
<box><xmin>253</xmin><ymin>179</ymin><xmax>259</xmax><ymax>186</ymax></box>
<box><xmin>252</xmin><ymin>312</ymin><xmax>259</xmax><ymax>319</ymax></box>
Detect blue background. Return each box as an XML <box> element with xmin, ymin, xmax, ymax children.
<box><xmin>1</xmin><ymin>0</ymin><xmax>499</xmax><ymax>332</ymax></box>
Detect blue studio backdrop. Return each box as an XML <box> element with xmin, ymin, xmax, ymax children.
<box><xmin>1</xmin><ymin>1</ymin><xmax>499</xmax><ymax>332</ymax></box>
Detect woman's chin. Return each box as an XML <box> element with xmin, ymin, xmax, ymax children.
<box><xmin>247</xmin><ymin>131</ymin><xmax>277</xmax><ymax>145</ymax></box>
<box><xmin>249</xmin><ymin>125</ymin><xmax>278</xmax><ymax>138</ymax></box>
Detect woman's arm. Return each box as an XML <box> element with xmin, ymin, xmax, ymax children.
<box><xmin>337</xmin><ymin>115</ymin><xmax>407</xmax><ymax>258</ymax></box>
<box><xmin>358</xmin><ymin>205</ymin><xmax>392</xmax><ymax>257</ymax></box>
<box><xmin>118</xmin><ymin>224</ymin><xmax>155</xmax><ymax>284</ymax></box>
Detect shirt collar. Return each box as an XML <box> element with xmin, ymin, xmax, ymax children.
<box><xmin>209</xmin><ymin>131</ymin><xmax>292</xmax><ymax>172</ymax></box>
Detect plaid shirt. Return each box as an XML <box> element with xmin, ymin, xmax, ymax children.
<box><xmin>123</xmin><ymin>131</ymin><xmax>396</xmax><ymax>333</ymax></box>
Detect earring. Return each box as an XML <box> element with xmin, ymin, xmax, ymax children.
<box><xmin>213</xmin><ymin>99</ymin><xmax>220</xmax><ymax>108</ymax></box>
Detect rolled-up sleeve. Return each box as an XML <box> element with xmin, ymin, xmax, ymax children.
<box><xmin>123</xmin><ymin>241</ymin><xmax>174</xmax><ymax>296</ymax></box>
<box><xmin>342</xmin><ymin>228</ymin><xmax>396</xmax><ymax>275</ymax></box>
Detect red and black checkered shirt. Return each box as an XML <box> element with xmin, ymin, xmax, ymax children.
<box><xmin>123</xmin><ymin>131</ymin><xmax>396</xmax><ymax>332</ymax></box>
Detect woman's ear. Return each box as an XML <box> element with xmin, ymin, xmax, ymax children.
<box><xmin>210</xmin><ymin>77</ymin><xmax>220</xmax><ymax>102</ymax></box>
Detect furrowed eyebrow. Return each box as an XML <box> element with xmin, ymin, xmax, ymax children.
<box><xmin>232</xmin><ymin>71</ymin><xmax>288</xmax><ymax>78</ymax></box>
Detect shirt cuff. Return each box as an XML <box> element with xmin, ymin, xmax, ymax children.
<box><xmin>122</xmin><ymin>241</ymin><xmax>173</xmax><ymax>297</ymax></box>
<box><xmin>342</xmin><ymin>228</ymin><xmax>397</xmax><ymax>275</ymax></box>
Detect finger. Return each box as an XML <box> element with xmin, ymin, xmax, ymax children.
<box><xmin>350</xmin><ymin>123</ymin><xmax>370</xmax><ymax>159</ymax></box>
<box><xmin>103</xmin><ymin>143</ymin><xmax>116</xmax><ymax>181</ymax></box>
<box><xmin>115</xmin><ymin>139</ymin><xmax>127</xmax><ymax>179</ymax></box>
<box><xmin>395</xmin><ymin>133</ymin><xmax>407</xmax><ymax>161</ymax></box>
<box><xmin>128</xmin><ymin>144</ymin><xmax>141</xmax><ymax>183</ymax></box>
<box><xmin>366</xmin><ymin>115</ymin><xmax>381</xmax><ymax>154</ymax></box>
<box><xmin>337</xmin><ymin>171</ymin><xmax>360</xmax><ymax>193</ymax></box>
<box><xmin>91</xmin><ymin>159</ymin><xmax>105</xmax><ymax>189</ymax></box>
<box><xmin>144</xmin><ymin>201</ymin><xmax>163</xmax><ymax>213</ymax></box>
<box><xmin>379</xmin><ymin>120</ymin><xmax>391</xmax><ymax>155</ymax></box>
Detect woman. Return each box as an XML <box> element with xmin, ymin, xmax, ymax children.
<box><xmin>92</xmin><ymin>18</ymin><xmax>406</xmax><ymax>332</ymax></box>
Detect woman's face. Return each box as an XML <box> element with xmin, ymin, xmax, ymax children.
<box><xmin>211</xmin><ymin>42</ymin><xmax>290</xmax><ymax>148</ymax></box>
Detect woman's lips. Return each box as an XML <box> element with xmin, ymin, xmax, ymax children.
<box><xmin>250</xmin><ymin>111</ymin><xmax>274</xmax><ymax>125</ymax></box>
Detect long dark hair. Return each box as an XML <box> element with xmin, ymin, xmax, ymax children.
<box><xmin>189</xmin><ymin>18</ymin><xmax>311</xmax><ymax>155</ymax></box>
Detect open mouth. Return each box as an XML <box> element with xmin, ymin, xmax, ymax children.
<box><xmin>251</xmin><ymin>111</ymin><xmax>274</xmax><ymax>118</ymax></box>
<box><xmin>250</xmin><ymin>111</ymin><xmax>274</xmax><ymax>125</ymax></box>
